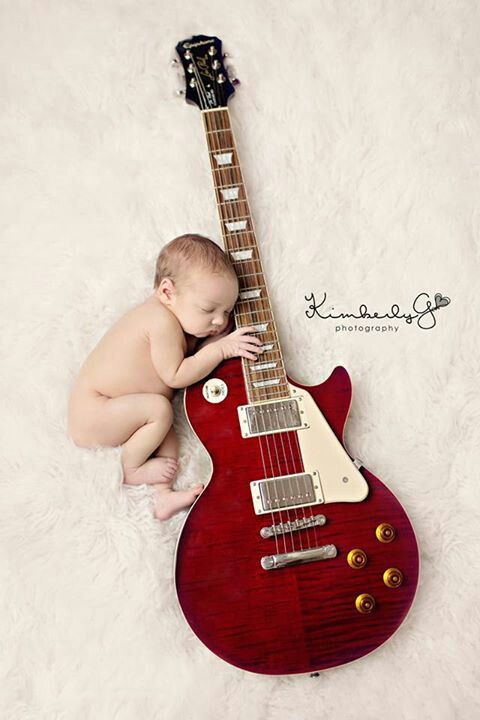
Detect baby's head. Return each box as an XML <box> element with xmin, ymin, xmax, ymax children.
<box><xmin>153</xmin><ymin>233</ymin><xmax>239</xmax><ymax>338</ymax></box>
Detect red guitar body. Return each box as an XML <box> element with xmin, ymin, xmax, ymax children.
<box><xmin>175</xmin><ymin>359</ymin><xmax>420</xmax><ymax>675</ymax></box>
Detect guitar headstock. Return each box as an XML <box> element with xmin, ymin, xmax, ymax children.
<box><xmin>175</xmin><ymin>34</ymin><xmax>236</xmax><ymax>110</ymax></box>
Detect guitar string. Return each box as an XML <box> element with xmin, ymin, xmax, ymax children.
<box><xmin>212</xmin><ymin>106</ymin><xmax>318</xmax><ymax>554</ymax></box>
<box><xmin>204</xmin><ymin>102</ymin><xmax>287</xmax><ymax>554</ymax></box>
<box><xmin>212</xmin><ymin>105</ymin><xmax>297</xmax><ymax>554</ymax></box>
<box><xmin>193</xmin><ymin>53</ymin><xmax>320</xmax><ymax>555</ymax></box>
<box><xmin>206</xmin><ymin>74</ymin><xmax>290</xmax><ymax>554</ymax></box>
<box><xmin>209</xmin><ymin>90</ymin><xmax>318</xmax><ymax>554</ymax></box>
<box><xmin>213</xmin><ymin>106</ymin><xmax>320</xmax><ymax>552</ymax></box>
<box><xmin>212</xmin><ymin>73</ymin><xmax>287</xmax><ymax>555</ymax></box>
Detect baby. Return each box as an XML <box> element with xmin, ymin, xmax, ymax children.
<box><xmin>67</xmin><ymin>234</ymin><xmax>264</xmax><ymax>520</ymax></box>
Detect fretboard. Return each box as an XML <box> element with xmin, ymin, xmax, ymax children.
<box><xmin>202</xmin><ymin>107</ymin><xmax>289</xmax><ymax>404</ymax></box>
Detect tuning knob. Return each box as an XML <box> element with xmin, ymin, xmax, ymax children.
<box><xmin>231</xmin><ymin>77</ymin><xmax>241</xmax><ymax>86</ymax></box>
<box><xmin>355</xmin><ymin>593</ymin><xmax>376</xmax><ymax>614</ymax></box>
<box><xmin>174</xmin><ymin>89</ymin><xmax>185</xmax><ymax>97</ymax></box>
<box><xmin>375</xmin><ymin>522</ymin><xmax>396</xmax><ymax>543</ymax></box>
<box><xmin>170</xmin><ymin>58</ymin><xmax>179</xmax><ymax>67</ymax></box>
<box><xmin>383</xmin><ymin>568</ymin><xmax>404</xmax><ymax>588</ymax></box>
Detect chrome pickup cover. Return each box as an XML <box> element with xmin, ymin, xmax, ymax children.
<box><xmin>238</xmin><ymin>397</ymin><xmax>308</xmax><ymax>438</ymax></box>
<box><xmin>250</xmin><ymin>472</ymin><xmax>324</xmax><ymax>515</ymax></box>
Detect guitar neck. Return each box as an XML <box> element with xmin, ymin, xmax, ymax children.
<box><xmin>202</xmin><ymin>107</ymin><xmax>289</xmax><ymax>404</ymax></box>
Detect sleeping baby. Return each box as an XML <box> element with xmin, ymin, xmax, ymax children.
<box><xmin>67</xmin><ymin>233</ymin><xmax>263</xmax><ymax>520</ymax></box>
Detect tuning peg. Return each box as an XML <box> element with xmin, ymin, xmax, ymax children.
<box><xmin>223</xmin><ymin>52</ymin><xmax>231</xmax><ymax>59</ymax></box>
<box><xmin>174</xmin><ymin>88</ymin><xmax>185</xmax><ymax>97</ymax></box>
<box><xmin>231</xmin><ymin>77</ymin><xmax>241</xmax><ymax>86</ymax></box>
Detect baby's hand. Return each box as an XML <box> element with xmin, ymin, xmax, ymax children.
<box><xmin>217</xmin><ymin>326</ymin><xmax>264</xmax><ymax>361</ymax></box>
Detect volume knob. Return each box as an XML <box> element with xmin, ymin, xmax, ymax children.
<box><xmin>347</xmin><ymin>548</ymin><xmax>367</xmax><ymax>569</ymax></box>
<box><xmin>383</xmin><ymin>568</ymin><xmax>404</xmax><ymax>588</ymax></box>
<box><xmin>375</xmin><ymin>522</ymin><xmax>396</xmax><ymax>543</ymax></box>
<box><xmin>355</xmin><ymin>593</ymin><xmax>376</xmax><ymax>614</ymax></box>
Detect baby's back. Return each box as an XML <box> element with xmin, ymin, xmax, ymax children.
<box><xmin>74</xmin><ymin>298</ymin><xmax>182</xmax><ymax>399</ymax></box>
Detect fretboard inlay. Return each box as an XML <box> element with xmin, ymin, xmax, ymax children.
<box><xmin>221</xmin><ymin>187</ymin><xmax>240</xmax><ymax>200</ymax></box>
<box><xmin>225</xmin><ymin>220</ymin><xmax>247</xmax><ymax>232</ymax></box>
<box><xmin>214</xmin><ymin>152</ymin><xmax>233</xmax><ymax>165</ymax></box>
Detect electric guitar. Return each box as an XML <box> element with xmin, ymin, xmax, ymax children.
<box><xmin>173</xmin><ymin>34</ymin><xmax>419</xmax><ymax>676</ymax></box>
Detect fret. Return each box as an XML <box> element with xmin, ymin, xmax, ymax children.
<box><xmin>223</xmin><ymin>214</ymin><xmax>250</xmax><ymax>221</ymax></box>
<box><xmin>236</xmin><ymin>271</ymin><xmax>264</xmax><ymax>280</ymax></box>
<box><xmin>238</xmin><ymin>283</ymin><xmax>267</xmax><ymax>291</ymax></box>
<box><xmin>205</xmin><ymin>127</ymin><xmax>235</xmax><ymax>135</ymax></box>
<box><xmin>209</xmin><ymin>146</ymin><xmax>236</xmax><ymax>154</ymax></box>
<box><xmin>216</xmin><ymin>199</ymin><xmax>250</xmax><ymax>209</ymax></box>
<box><xmin>212</xmin><ymin>163</ymin><xmax>243</xmax><ymax>173</ymax></box>
<box><xmin>234</xmin><ymin>307</ymin><xmax>273</xmax><ymax>319</ymax></box>
<box><xmin>217</xmin><ymin>182</ymin><xmax>245</xmax><ymax>191</ymax></box>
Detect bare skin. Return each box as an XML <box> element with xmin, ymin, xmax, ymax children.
<box><xmin>67</xmin><ymin>266</ymin><xmax>264</xmax><ymax>520</ymax></box>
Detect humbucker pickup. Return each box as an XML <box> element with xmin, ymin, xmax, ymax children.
<box><xmin>238</xmin><ymin>397</ymin><xmax>309</xmax><ymax>438</ymax></box>
<box><xmin>250</xmin><ymin>472</ymin><xmax>324</xmax><ymax>515</ymax></box>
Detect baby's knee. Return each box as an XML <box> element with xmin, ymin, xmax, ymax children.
<box><xmin>147</xmin><ymin>395</ymin><xmax>174</xmax><ymax>426</ymax></box>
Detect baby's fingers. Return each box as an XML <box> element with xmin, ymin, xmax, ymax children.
<box><xmin>241</xmin><ymin>349</ymin><xmax>259</xmax><ymax>360</ymax></box>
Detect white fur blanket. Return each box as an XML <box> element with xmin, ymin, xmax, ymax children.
<box><xmin>1</xmin><ymin>1</ymin><xmax>479</xmax><ymax>718</ymax></box>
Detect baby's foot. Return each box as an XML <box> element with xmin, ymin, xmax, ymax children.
<box><xmin>153</xmin><ymin>483</ymin><xmax>204</xmax><ymax>521</ymax></box>
<box><xmin>123</xmin><ymin>457</ymin><xmax>178</xmax><ymax>486</ymax></box>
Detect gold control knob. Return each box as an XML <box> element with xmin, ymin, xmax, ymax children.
<box><xmin>347</xmin><ymin>548</ymin><xmax>367</xmax><ymax>569</ymax></box>
<box><xmin>383</xmin><ymin>568</ymin><xmax>404</xmax><ymax>588</ymax></box>
<box><xmin>355</xmin><ymin>593</ymin><xmax>376</xmax><ymax>614</ymax></box>
<box><xmin>375</xmin><ymin>522</ymin><xmax>396</xmax><ymax>543</ymax></box>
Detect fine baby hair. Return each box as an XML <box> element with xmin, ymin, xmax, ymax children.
<box><xmin>153</xmin><ymin>233</ymin><xmax>238</xmax><ymax>289</ymax></box>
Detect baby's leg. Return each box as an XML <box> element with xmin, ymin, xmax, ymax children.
<box><xmin>68</xmin><ymin>389</ymin><xmax>178</xmax><ymax>486</ymax></box>
<box><xmin>68</xmin><ymin>388</ymin><xmax>202</xmax><ymax>516</ymax></box>
<box><xmin>149</xmin><ymin>425</ymin><xmax>203</xmax><ymax>520</ymax></box>
<box><xmin>121</xmin><ymin>398</ymin><xmax>177</xmax><ymax>487</ymax></box>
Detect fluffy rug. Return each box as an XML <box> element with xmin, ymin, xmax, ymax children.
<box><xmin>1</xmin><ymin>1</ymin><xmax>479</xmax><ymax>718</ymax></box>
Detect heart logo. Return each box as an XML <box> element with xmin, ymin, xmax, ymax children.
<box><xmin>434</xmin><ymin>293</ymin><xmax>450</xmax><ymax>308</ymax></box>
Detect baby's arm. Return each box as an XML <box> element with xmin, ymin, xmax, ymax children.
<box><xmin>149</xmin><ymin>318</ymin><xmax>263</xmax><ymax>390</ymax></box>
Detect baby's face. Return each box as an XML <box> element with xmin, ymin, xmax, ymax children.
<box><xmin>163</xmin><ymin>269</ymin><xmax>239</xmax><ymax>337</ymax></box>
